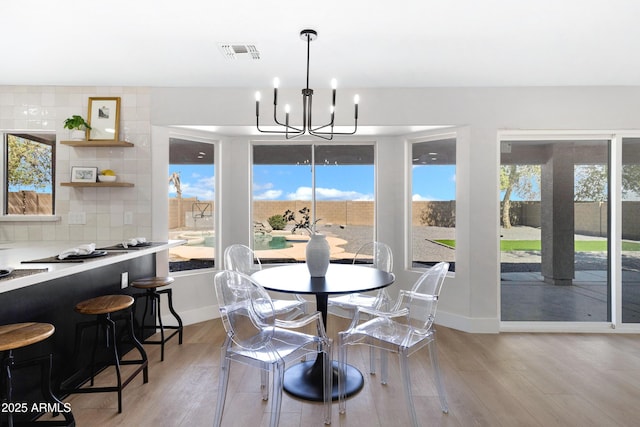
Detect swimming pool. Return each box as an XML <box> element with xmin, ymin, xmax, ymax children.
<box><xmin>187</xmin><ymin>233</ymin><xmax>292</xmax><ymax>251</ymax></box>
<box><xmin>254</xmin><ymin>235</ymin><xmax>292</xmax><ymax>250</ymax></box>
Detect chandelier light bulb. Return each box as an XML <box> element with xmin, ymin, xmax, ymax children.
<box><xmin>354</xmin><ymin>94</ymin><xmax>359</xmax><ymax>120</ymax></box>
<box><xmin>331</xmin><ymin>78</ymin><xmax>337</xmax><ymax>89</ymax></box>
<box><xmin>255</xmin><ymin>91</ymin><xmax>261</xmax><ymax>116</ymax></box>
<box><xmin>273</xmin><ymin>77</ymin><xmax>280</xmax><ymax>89</ymax></box>
<box><xmin>284</xmin><ymin>103</ymin><xmax>291</xmax><ymax>126</ymax></box>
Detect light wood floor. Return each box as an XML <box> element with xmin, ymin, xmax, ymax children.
<box><xmin>58</xmin><ymin>318</ymin><xmax>640</xmax><ymax>426</ymax></box>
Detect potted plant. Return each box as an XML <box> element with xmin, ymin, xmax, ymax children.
<box><xmin>64</xmin><ymin>115</ymin><xmax>91</xmax><ymax>140</ymax></box>
<box><xmin>283</xmin><ymin>207</ymin><xmax>329</xmax><ymax>277</ymax></box>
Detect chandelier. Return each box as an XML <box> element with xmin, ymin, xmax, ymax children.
<box><xmin>254</xmin><ymin>29</ymin><xmax>359</xmax><ymax>140</ymax></box>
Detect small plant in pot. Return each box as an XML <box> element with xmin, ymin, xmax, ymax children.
<box><xmin>64</xmin><ymin>115</ymin><xmax>91</xmax><ymax>140</ymax></box>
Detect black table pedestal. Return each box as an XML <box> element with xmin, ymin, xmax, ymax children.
<box><xmin>283</xmin><ymin>358</ymin><xmax>364</xmax><ymax>402</ymax></box>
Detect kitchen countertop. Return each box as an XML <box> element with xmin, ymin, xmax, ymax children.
<box><xmin>0</xmin><ymin>240</ymin><xmax>185</xmax><ymax>294</ymax></box>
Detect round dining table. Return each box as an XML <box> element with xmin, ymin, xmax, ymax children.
<box><xmin>251</xmin><ymin>263</ymin><xmax>395</xmax><ymax>402</ymax></box>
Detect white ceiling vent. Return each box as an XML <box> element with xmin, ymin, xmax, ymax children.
<box><xmin>218</xmin><ymin>44</ymin><xmax>260</xmax><ymax>60</ymax></box>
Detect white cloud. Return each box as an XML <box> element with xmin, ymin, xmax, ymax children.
<box><xmin>170</xmin><ymin>174</ymin><xmax>216</xmax><ymax>200</ymax></box>
<box><xmin>286</xmin><ymin>186</ymin><xmax>373</xmax><ymax>201</ymax></box>
<box><xmin>253</xmin><ymin>182</ymin><xmax>274</xmax><ymax>191</ymax></box>
<box><xmin>254</xmin><ymin>189</ymin><xmax>284</xmax><ymax>200</ymax></box>
<box><xmin>253</xmin><ymin>181</ymin><xmax>284</xmax><ymax>200</ymax></box>
<box><xmin>287</xmin><ymin>187</ymin><xmax>312</xmax><ymax>200</ymax></box>
<box><xmin>197</xmin><ymin>175</ymin><xmax>215</xmax><ymax>187</ymax></box>
<box><xmin>352</xmin><ymin>195</ymin><xmax>375</xmax><ymax>201</ymax></box>
<box><xmin>181</xmin><ymin>184</ymin><xmax>214</xmax><ymax>200</ymax></box>
<box><xmin>412</xmin><ymin>193</ymin><xmax>435</xmax><ymax>201</ymax></box>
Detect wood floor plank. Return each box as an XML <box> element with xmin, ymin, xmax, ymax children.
<box><xmin>61</xmin><ymin>320</ymin><xmax>640</xmax><ymax>427</ymax></box>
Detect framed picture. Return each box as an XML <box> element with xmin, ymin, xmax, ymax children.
<box><xmin>71</xmin><ymin>166</ymin><xmax>98</xmax><ymax>183</ymax></box>
<box><xmin>87</xmin><ymin>97</ymin><xmax>120</xmax><ymax>141</ymax></box>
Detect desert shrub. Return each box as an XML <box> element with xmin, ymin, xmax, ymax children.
<box><xmin>267</xmin><ymin>214</ymin><xmax>286</xmax><ymax>230</ymax></box>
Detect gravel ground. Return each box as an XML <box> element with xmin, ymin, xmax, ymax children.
<box><xmin>319</xmin><ymin>224</ymin><xmax>455</xmax><ymax>262</ymax></box>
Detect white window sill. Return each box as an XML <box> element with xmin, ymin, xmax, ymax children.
<box><xmin>0</xmin><ymin>215</ymin><xmax>61</xmax><ymax>222</ymax></box>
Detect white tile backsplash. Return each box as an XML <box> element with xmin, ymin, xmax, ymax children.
<box><xmin>1</xmin><ymin>85</ymin><xmax>151</xmax><ymax>243</ymax></box>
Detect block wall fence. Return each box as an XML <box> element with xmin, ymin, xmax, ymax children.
<box><xmin>167</xmin><ymin>198</ymin><xmax>640</xmax><ymax>241</ymax></box>
<box><xmin>13</xmin><ymin>193</ymin><xmax>640</xmax><ymax>240</ymax></box>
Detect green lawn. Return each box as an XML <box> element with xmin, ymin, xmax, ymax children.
<box><xmin>434</xmin><ymin>239</ymin><xmax>640</xmax><ymax>251</ymax></box>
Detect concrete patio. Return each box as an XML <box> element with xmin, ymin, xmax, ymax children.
<box><xmin>500</xmin><ymin>226</ymin><xmax>640</xmax><ymax>323</ymax></box>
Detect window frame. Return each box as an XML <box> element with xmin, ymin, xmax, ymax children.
<box><xmin>165</xmin><ymin>131</ymin><xmax>218</xmax><ymax>274</ymax></box>
<box><xmin>250</xmin><ymin>140</ymin><xmax>377</xmax><ymax>265</ymax></box>
<box><xmin>407</xmin><ymin>130</ymin><xmax>458</xmax><ymax>272</ymax></box>
<box><xmin>2</xmin><ymin>131</ymin><xmax>57</xmax><ymax>218</ymax></box>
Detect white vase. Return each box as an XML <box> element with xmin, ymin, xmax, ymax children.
<box><xmin>305</xmin><ymin>233</ymin><xmax>330</xmax><ymax>277</ymax></box>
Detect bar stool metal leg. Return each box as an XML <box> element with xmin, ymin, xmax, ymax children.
<box><xmin>2</xmin><ymin>350</ymin><xmax>15</xmax><ymax>427</ymax></box>
<box><xmin>132</xmin><ymin>278</ymin><xmax>183</xmax><ymax>362</ymax></box>
<box><xmin>152</xmin><ymin>292</ymin><xmax>166</xmax><ymax>361</ymax></box>
<box><xmin>160</xmin><ymin>288</ymin><xmax>184</xmax><ymax>345</ymax></box>
<box><xmin>1</xmin><ymin>322</ymin><xmax>75</xmax><ymax>426</ymax></box>
<box><xmin>60</xmin><ymin>295</ymin><xmax>148</xmax><ymax>414</ymax></box>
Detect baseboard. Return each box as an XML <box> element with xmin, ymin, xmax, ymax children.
<box><xmin>162</xmin><ymin>305</ymin><xmax>500</xmax><ymax>333</ymax></box>
<box><xmin>161</xmin><ymin>304</ymin><xmax>219</xmax><ymax>327</ymax></box>
<box><xmin>435</xmin><ymin>310</ymin><xmax>500</xmax><ymax>333</ymax></box>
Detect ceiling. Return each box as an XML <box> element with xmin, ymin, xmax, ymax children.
<box><xmin>3</xmin><ymin>1</ymin><xmax>640</xmax><ymax>88</ymax></box>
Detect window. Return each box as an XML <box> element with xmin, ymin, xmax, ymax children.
<box><xmin>3</xmin><ymin>132</ymin><xmax>55</xmax><ymax>215</ymax></box>
<box><xmin>167</xmin><ymin>137</ymin><xmax>215</xmax><ymax>272</ymax></box>
<box><xmin>411</xmin><ymin>136</ymin><xmax>456</xmax><ymax>270</ymax></box>
<box><xmin>252</xmin><ymin>143</ymin><xmax>375</xmax><ymax>264</ymax></box>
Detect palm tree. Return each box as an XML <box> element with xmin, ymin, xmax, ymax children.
<box><xmin>169</xmin><ymin>172</ymin><xmax>183</xmax><ymax>228</ymax></box>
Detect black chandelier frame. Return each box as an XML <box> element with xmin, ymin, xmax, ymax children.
<box><xmin>255</xmin><ymin>29</ymin><xmax>359</xmax><ymax>140</ymax></box>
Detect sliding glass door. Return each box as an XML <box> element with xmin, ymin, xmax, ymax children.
<box><xmin>500</xmin><ymin>138</ymin><xmax>610</xmax><ymax>322</ymax></box>
<box><xmin>621</xmin><ymin>137</ymin><xmax>640</xmax><ymax>323</ymax></box>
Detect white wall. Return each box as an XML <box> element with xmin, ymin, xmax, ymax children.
<box><xmin>151</xmin><ymin>86</ymin><xmax>640</xmax><ymax>333</ymax></box>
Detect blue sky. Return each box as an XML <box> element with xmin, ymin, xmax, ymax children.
<box><xmin>169</xmin><ymin>164</ymin><xmax>215</xmax><ymax>200</ymax></box>
<box><xmin>169</xmin><ymin>163</ymin><xmax>457</xmax><ymax>201</ymax></box>
<box><xmin>412</xmin><ymin>165</ymin><xmax>456</xmax><ymax>201</ymax></box>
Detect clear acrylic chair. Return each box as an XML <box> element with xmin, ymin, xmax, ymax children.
<box><xmin>214</xmin><ymin>270</ymin><xmax>332</xmax><ymax>427</ymax></box>
<box><xmin>327</xmin><ymin>241</ymin><xmax>393</xmax><ymax>374</ymax></box>
<box><xmin>338</xmin><ymin>262</ymin><xmax>450</xmax><ymax>427</ymax></box>
<box><xmin>224</xmin><ymin>244</ymin><xmax>307</xmax><ymax>320</ymax></box>
<box><xmin>224</xmin><ymin>244</ymin><xmax>310</xmax><ymax>399</ymax></box>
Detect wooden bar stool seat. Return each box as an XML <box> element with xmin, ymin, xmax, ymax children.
<box><xmin>0</xmin><ymin>323</ymin><xmax>75</xmax><ymax>426</ymax></box>
<box><xmin>131</xmin><ymin>277</ymin><xmax>183</xmax><ymax>361</ymax></box>
<box><xmin>60</xmin><ymin>295</ymin><xmax>148</xmax><ymax>414</ymax></box>
<box><xmin>130</xmin><ymin>276</ymin><xmax>174</xmax><ymax>290</ymax></box>
<box><xmin>75</xmin><ymin>295</ymin><xmax>134</xmax><ymax>315</ymax></box>
<box><xmin>0</xmin><ymin>323</ymin><xmax>54</xmax><ymax>351</ymax></box>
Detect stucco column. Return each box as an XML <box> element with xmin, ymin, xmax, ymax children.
<box><xmin>541</xmin><ymin>144</ymin><xmax>575</xmax><ymax>285</ymax></box>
